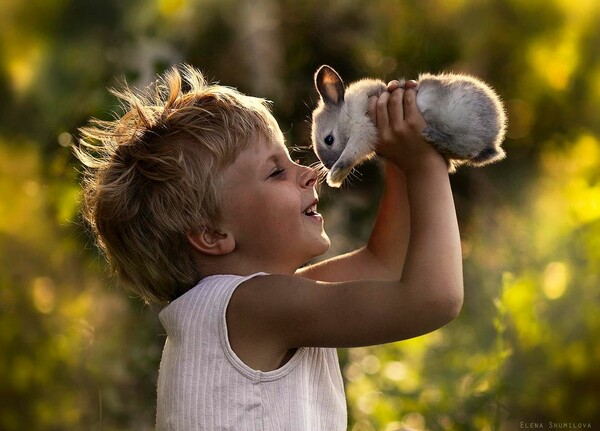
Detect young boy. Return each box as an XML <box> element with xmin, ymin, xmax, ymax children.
<box><xmin>76</xmin><ymin>64</ymin><xmax>463</xmax><ymax>430</ymax></box>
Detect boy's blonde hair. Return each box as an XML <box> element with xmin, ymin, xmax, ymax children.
<box><xmin>76</xmin><ymin>64</ymin><xmax>282</xmax><ymax>305</ymax></box>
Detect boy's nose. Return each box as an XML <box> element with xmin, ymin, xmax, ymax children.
<box><xmin>299</xmin><ymin>165</ymin><xmax>318</xmax><ymax>188</ymax></box>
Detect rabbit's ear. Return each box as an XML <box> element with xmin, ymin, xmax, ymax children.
<box><xmin>315</xmin><ymin>65</ymin><xmax>345</xmax><ymax>106</ymax></box>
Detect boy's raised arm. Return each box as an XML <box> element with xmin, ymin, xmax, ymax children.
<box><xmin>373</xmin><ymin>81</ymin><xmax>463</xmax><ymax>301</ymax></box>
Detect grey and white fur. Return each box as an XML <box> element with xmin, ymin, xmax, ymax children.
<box><xmin>311</xmin><ymin>65</ymin><xmax>507</xmax><ymax>187</ymax></box>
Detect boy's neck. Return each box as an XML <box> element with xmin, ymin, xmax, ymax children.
<box><xmin>197</xmin><ymin>252</ymin><xmax>299</xmax><ymax>278</ymax></box>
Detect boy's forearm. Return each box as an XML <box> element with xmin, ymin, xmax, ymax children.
<box><xmin>367</xmin><ymin>155</ymin><xmax>463</xmax><ymax>297</ymax></box>
<box><xmin>400</xmin><ymin>155</ymin><xmax>463</xmax><ymax>310</ymax></box>
<box><xmin>365</xmin><ymin>161</ymin><xmax>410</xmax><ymax>279</ymax></box>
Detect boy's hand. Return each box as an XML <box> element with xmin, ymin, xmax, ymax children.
<box><xmin>368</xmin><ymin>80</ymin><xmax>443</xmax><ymax>173</ymax></box>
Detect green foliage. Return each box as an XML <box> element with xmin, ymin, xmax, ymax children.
<box><xmin>1</xmin><ymin>0</ymin><xmax>599</xmax><ymax>429</ymax></box>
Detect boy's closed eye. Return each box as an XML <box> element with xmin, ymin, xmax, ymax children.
<box><xmin>268</xmin><ymin>166</ymin><xmax>286</xmax><ymax>179</ymax></box>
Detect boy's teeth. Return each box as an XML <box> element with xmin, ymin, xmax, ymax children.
<box><xmin>304</xmin><ymin>205</ymin><xmax>316</xmax><ymax>215</ymax></box>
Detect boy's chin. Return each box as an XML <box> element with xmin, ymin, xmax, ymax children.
<box><xmin>303</xmin><ymin>235</ymin><xmax>331</xmax><ymax>261</ymax></box>
<box><xmin>314</xmin><ymin>234</ymin><xmax>331</xmax><ymax>256</ymax></box>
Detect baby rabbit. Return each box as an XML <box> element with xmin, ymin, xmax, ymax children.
<box><xmin>311</xmin><ymin>65</ymin><xmax>507</xmax><ymax>187</ymax></box>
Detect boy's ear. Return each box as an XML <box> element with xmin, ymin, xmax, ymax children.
<box><xmin>187</xmin><ymin>226</ymin><xmax>235</xmax><ymax>256</ymax></box>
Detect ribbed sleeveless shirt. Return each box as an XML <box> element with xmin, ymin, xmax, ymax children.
<box><xmin>156</xmin><ymin>273</ymin><xmax>347</xmax><ymax>430</ymax></box>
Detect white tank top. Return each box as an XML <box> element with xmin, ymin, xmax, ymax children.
<box><xmin>156</xmin><ymin>273</ymin><xmax>347</xmax><ymax>430</ymax></box>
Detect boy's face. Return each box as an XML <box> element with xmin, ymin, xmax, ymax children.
<box><xmin>219</xmin><ymin>133</ymin><xmax>330</xmax><ymax>274</ymax></box>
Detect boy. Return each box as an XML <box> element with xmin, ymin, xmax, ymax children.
<box><xmin>76</xmin><ymin>64</ymin><xmax>463</xmax><ymax>430</ymax></box>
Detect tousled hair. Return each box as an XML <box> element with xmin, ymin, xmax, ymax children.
<box><xmin>75</xmin><ymin>64</ymin><xmax>282</xmax><ymax>305</ymax></box>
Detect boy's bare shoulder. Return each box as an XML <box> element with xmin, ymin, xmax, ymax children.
<box><xmin>229</xmin><ymin>273</ymin><xmax>313</xmax><ymax>317</ymax></box>
<box><xmin>226</xmin><ymin>274</ymin><xmax>320</xmax><ymax>371</ymax></box>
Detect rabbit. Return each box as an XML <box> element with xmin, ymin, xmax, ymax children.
<box><xmin>311</xmin><ymin>65</ymin><xmax>507</xmax><ymax>187</ymax></box>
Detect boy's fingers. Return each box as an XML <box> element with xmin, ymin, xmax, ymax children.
<box><xmin>403</xmin><ymin>87</ymin><xmax>426</xmax><ymax>128</ymax></box>
<box><xmin>386</xmin><ymin>80</ymin><xmax>402</xmax><ymax>92</ymax></box>
<box><xmin>376</xmin><ymin>91</ymin><xmax>391</xmax><ymax>129</ymax></box>
<box><xmin>403</xmin><ymin>79</ymin><xmax>418</xmax><ymax>89</ymax></box>
<box><xmin>403</xmin><ymin>87</ymin><xmax>416</xmax><ymax>113</ymax></box>
<box><xmin>388</xmin><ymin>86</ymin><xmax>405</xmax><ymax>130</ymax></box>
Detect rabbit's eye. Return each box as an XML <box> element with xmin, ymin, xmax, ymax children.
<box><xmin>324</xmin><ymin>135</ymin><xmax>334</xmax><ymax>146</ymax></box>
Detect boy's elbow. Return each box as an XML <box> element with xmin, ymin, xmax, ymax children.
<box><xmin>432</xmin><ymin>283</ymin><xmax>464</xmax><ymax>325</ymax></box>
<box><xmin>446</xmin><ymin>287</ymin><xmax>464</xmax><ymax>321</ymax></box>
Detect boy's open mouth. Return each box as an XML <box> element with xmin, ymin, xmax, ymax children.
<box><xmin>303</xmin><ymin>200</ymin><xmax>320</xmax><ymax>217</ymax></box>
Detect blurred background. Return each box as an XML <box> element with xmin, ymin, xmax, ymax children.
<box><xmin>1</xmin><ymin>0</ymin><xmax>599</xmax><ymax>430</ymax></box>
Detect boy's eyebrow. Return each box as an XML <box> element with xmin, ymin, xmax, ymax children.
<box><xmin>259</xmin><ymin>153</ymin><xmax>283</xmax><ymax>175</ymax></box>
<box><xmin>264</xmin><ymin>149</ymin><xmax>291</xmax><ymax>165</ymax></box>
